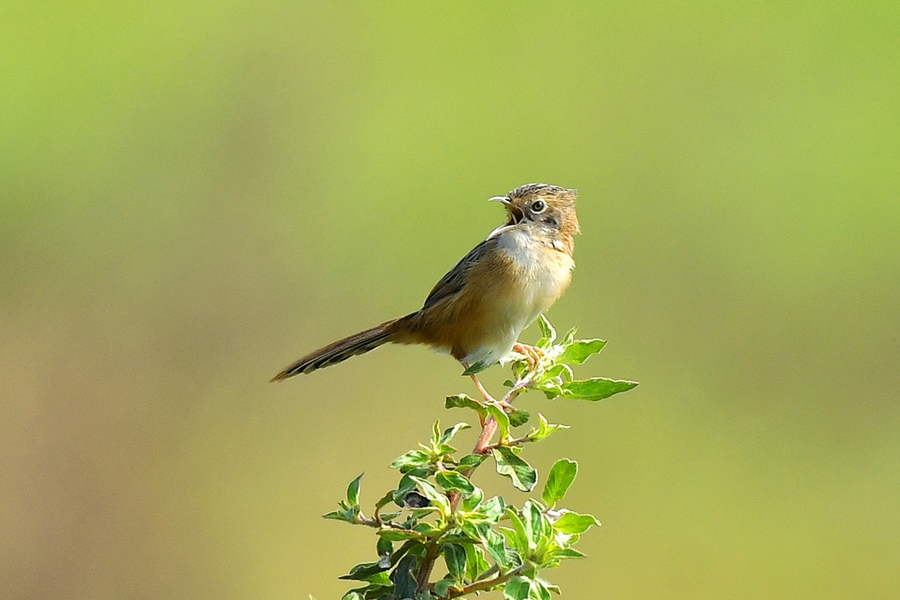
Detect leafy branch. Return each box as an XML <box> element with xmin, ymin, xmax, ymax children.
<box><xmin>319</xmin><ymin>316</ymin><xmax>637</xmax><ymax>600</ymax></box>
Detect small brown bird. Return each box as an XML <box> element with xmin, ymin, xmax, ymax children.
<box><xmin>272</xmin><ymin>183</ymin><xmax>579</xmax><ymax>402</ymax></box>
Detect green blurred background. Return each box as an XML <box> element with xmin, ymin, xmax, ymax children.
<box><xmin>2</xmin><ymin>2</ymin><xmax>898</xmax><ymax>598</ymax></box>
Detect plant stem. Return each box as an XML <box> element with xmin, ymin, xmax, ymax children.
<box><xmin>473</xmin><ymin>417</ymin><xmax>499</xmax><ymax>454</ymax></box>
<box><xmin>447</xmin><ymin>564</ymin><xmax>528</xmax><ymax>598</ymax></box>
<box><xmin>416</xmin><ymin>541</ymin><xmax>440</xmax><ymax>591</ymax></box>
<box><xmin>416</xmin><ymin>370</ymin><xmax>534</xmax><ymax>593</ymax></box>
<box><xmin>470</xmin><ymin>376</ymin><xmax>531</xmax><ymax>455</ymax></box>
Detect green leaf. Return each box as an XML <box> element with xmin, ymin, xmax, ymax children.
<box><xmin>505</xmin><ymin>507</ymin><xmax>531</xmax><ymax>554</ymax></box>
<box><xmin>393</xmin><ymin>474</ymin><xmax>418</xmax><ymax>506</ymax></box>
<box><xmin>434</xmin><ymin>577</ymin><xmax>456</xmax><ymax>598</ymax></box>
<box><xmin>349</xmin><ymin>584</ymin><xmax>394</xmax><ymax>599</ymax></box>
<box><xmin>445</xmin><ymin>394</ymin><xmax>486</xmax><ymax>418</ymax></box>
<box><xmin>443</xmin><ymin>543</ymin><xmax>467</xmax><ymax>581</ymax></box>
<box><xmin>531</xmin><ymin>577</ymin><xmax>553</xmax><ymax>600</ymax></box>
<box><xmin>537</xmin><ymin>314</ymin><xmax>556</xmax><ymax>343</ymax></box>
<box><xmin>339</xmin><ymin>560</ymin><xmax>387</xmax><ymax>581</ymax></box>
<box><xmin>493</xmin><ymin>446</ymin><xmax>537</xmax><ymax>492</ymax></box>
<box><xmin>431</xmin><ymin>421</ymin><xmax>442</xmax><ymax>446</ymax></box>
<box><xmin>414</xmin><ymin>522</ymin><xmax>441</xmax><ymax>536</ymax></box>
<box><xmin>485</xmin><ymin>403</ymin><xmax>511</xmax><ymax>439</ymax></box>
<box><xmin>464</xmin><ymin>544</ymin><xmax>491</xmax><ymax>581</ymax></box>
<box><xmin>390</xmin><ymin>450</ymin><xmax>430</xmax><ymax>471</ymax></box>
<box><xmin>557</xmin><ymin>339</ymin><xmax>606</xmax><ymax>364</ymax></box>
<box><xmin>347</xmin><ymin>473</ymin><xmax>363</xmax><ymax>506</ymax></box>
<box><xmin>435</xmin><ymin>470</ymin><xmax>475</xmax><ymax>495</ymax></box>
<box><xmin>537</xmin><ymin>577</ymin><xmax>560</xmax><ymax>594</ymax></box>
<box><xmin>542</xmin><ymin>459</ymin><xmax>578</xmax><ymax>507</ymax></box>
<box><xmin>462</xmin><ymin>359</ymin><xmax>490</xmax><ymax>375</ymax></box>
<box><xmin>404</xmin><ymin>466</ymin><xmax>437</xmax><ymax>480</ymax></box>
<box><xmin>482</xmin><ymin>526</ymin><xmax>508</xmax><ymax>567</ymax></box>
<box><xmin>524</xmin><ymin>500</ymin><xmax>546</xmax><ymax>545</ymax></box>
<box><xmin>504</xmin><ymin>576</ymin><xmax>531</xmax><ymax>600</ymax></box>
<box><xmin>482</xmin><ymin>496</ymin><xmax>506</xmax><ymax>522</ymax></box>
<box><xmin>376</xmin><ymin>536</ymin><xmax>393</xmax><ymax>557</ymax></box>
<box><xmin>460</xmin><ymin>485</ymin><xmax>484</xmax><ymax>512</ymax></box>
<box><xmin>457</xmin><ymin>453</ymin><xmax>488</xmax><ymax>470</ymax></box>
<box><xmin>504</xmin><ymin>547</ymin><xmax>523</xmax><ymax>570</ymax></box>
<box><xmin>375</xmin><ymin>490</ymin><xmax>394</xmax><ymax>511</ymax></box>
<box><xmin>560</xmin><ymin>378</ymin><xmax>638</xmax><ymax>401</ymax></box>
<box><xmin>541</xmin><ymin>363</ymin><xmax>574</xmax><ymax>382</ymax></box>
<box><xmin>538</xmin><ymin>384</ymin><xmax>563</xmax><ymax>400</ymax></box>
<box><xmin>561</xmin><ymin>326</ymin><xmax>577</xmax><ymax>347</ymax></box>
<box><xmin>322</xmin><ymin>507</ymin><xmax>356</xmax><ymax>523</ymax></box>
<box><xmin>409</xmin><ymin>476</ymin><xmax>451</xmax><ymax>514</ymax></box>
<box><xmin>377</xmin><ymin>529</ymin><xmax>421</xmax><ymax>541</ymax></box>
<box><xmin>500</xmin><ymin>528</ymin><xmax>520</xmax><ymax>556</ymax></box>
<box><xmin>528</xmin><ymin>414</ymin><xmax>568</xmax><ymax>443</ymax></box>
<box><xmin>436</xmin><ymin>443</ymin><xmax>457</xmax><ymax>457</ymax></box>
<box><xmin>462</xmin><ymin>520</ymin><xmax>508</xmax><ymax>568</ymax></box>
<box><xmin>391</xmin><ymin>555</ymin><xmax>417</xmax><ymax>599</ymax></box>
<box><xmin>549</xmin><ymin>547</ymin><xmax>586</xmax><ymax>559</ymax></box>
<box><xmin>554</xmin><ymin>511</ymin><xmax>601</xmax><ymax>534</ymax></box>
<box><xmin>367</xmin><ymin>572</ymin><xmax>393</xmax><ymax>585</ymax></box>
<box><xmin>508</xmin><ymin>409</ymin><xmax>531</xmax><ymax>428</ymax></box>
<box><xmin>440</xmin><ymin>422</ymin><xmax>471</xmax><ymax>445</ymax></box>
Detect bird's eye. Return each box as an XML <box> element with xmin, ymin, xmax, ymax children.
<box><xmin>531</xmin><ymin>200</ymin><xmax>546</xmax><ymax>212</ymax></box>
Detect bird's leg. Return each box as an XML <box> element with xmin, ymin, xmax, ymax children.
<box><xmin>513</xmin><ymin>342</ymin><xmax>544</xmax><ymax>370</ymax></box>
<box><xmin>466</xmin><ymin>370</ymin><xmax>514</xmax><ymax>412</ymax></box>
<box><xmin>461</xmin><ymin>365</ymin><xmax>514</xmax><ymax>455</ymax></box>
<box><xmin>469</xmin><ymin>373</ymin><xmax>495</xmax><ymax>404</ymax></box>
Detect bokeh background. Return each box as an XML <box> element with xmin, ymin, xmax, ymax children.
<box><xmin>3</xmin><ymin>2</ymin><xmax>898</xmax><ymax>599</ymax></box>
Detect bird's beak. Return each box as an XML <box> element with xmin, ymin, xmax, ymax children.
<box><xmin>489</xmin><ymin>195</ymin><xmax>523</xmax><ymax>225</ymax></box>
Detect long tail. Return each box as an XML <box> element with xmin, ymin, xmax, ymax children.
<box><xmin>271</xmin><ymin>315</ymin><xmax>412</xmax><ymax>381</ymax></box>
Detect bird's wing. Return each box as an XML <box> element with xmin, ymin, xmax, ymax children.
<box><xmin>421</xmin><ymin>236</ymin><xmax>497</xmax><ymax>309</ymax></box>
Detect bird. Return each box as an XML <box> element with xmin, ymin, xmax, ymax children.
<box><xmin>271</xmin><ymin>183</ymin><xmax>579</xmax><ymax>404</ymax></box>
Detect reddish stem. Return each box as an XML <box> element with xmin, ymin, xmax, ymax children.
<box><xmin>416</xmin><ymin>372</ymin><xmax>532</xmax><ymax>592</ymax></box>
<box><xmin>473</xmin><ymin>417</ymin><xmax>499</xmax><ymax>454</ymax></box>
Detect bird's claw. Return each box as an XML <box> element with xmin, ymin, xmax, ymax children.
<box><xmin>513</xmin><ymin>342</ymin><xmax>544</xmax><ymax>370</ymax></box>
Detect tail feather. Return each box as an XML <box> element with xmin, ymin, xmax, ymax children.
<box><xmin>271</xmin><ymin>316</ymin><xmax>406</xmax><ymax>381</ymax></box>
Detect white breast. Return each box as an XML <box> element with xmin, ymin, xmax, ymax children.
<box><xmin>459</xmin><ymin>228</ymin><xmax>573</xmax><ymax>368</ymax></box>
<box><xmin>496</xmin><ymin>228</ymin><xmax>573</xmax><ymax>312</ymax></box>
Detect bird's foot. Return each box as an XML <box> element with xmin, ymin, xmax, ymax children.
<box><xmin>513</xmin><ymin>342</ymin><xmax>544</xmax><ymax>370</ymax></box>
